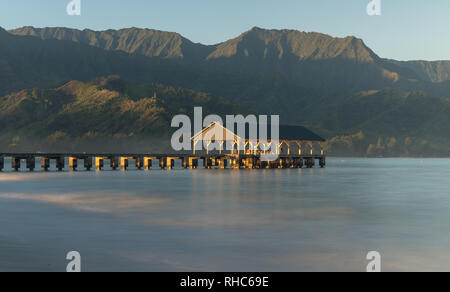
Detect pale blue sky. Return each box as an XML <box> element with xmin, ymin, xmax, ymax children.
<box><xmin>0</xmin><ymin>0</ymin><xmax>449</xmax><ymax>61</ymax></box>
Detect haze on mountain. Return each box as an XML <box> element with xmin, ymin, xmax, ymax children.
<box><xmin>11</xmin><ymin>26</ymin><xmax>450</xmax><ymax>91</ymax></box>
<box><xmin>2</xmin><ymin>26</ymin><xmax>450</xmax><ymax>156</ymax></box>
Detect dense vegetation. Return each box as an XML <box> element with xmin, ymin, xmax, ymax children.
<box><xmin>1</xmin><ymin>26</ymin><xmax>450</xmax><ymax>156</ymax></box>
<box><xmin>0</xmin><ymin>76</ymin><xmax>243</xmax><ymax>152</ymax></box>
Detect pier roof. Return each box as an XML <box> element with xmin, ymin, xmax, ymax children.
<box><xmin>193</xmin><ymin>122</ymin><xmax>325</xmax><ymax>142</ymax></box>
<box><xmin>277</xmin><ymin>125</ymin><xmax>325</xmax><ymax>142</ymax></box>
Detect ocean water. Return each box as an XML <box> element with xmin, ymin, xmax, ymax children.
<box><xmin>0</xmin><ymin>158</ymin><xmax>449</xmax><ymax>272</ymax></box>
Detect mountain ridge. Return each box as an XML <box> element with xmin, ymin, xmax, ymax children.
<box><xmin>387</xmin><ymin>59</ymin><xmax>450</xmax><ymax>83</ymax></box>
<box><xmin>8</xmin><ymin>25</ymin><xmax>432</xmax><ymax>91</ymax></box>
<box><xmin>5</xmin><ymin>25</ymin><xmax>450</xmax><ymax>96</ymax></box>
<box><xmin>208</xmin><ymin>26</ymin><xmax>379</xmax><ymax>63</ymax></box>
<box><xmin>10</xmin><ymin>26</ymin><xmax>379</xmax><ymax>62</ymax></box>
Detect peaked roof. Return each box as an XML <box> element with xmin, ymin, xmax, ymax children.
<box><xmin>191</xmin><ymin>122</ymin><xmax>240</xmax><ymax>141</ymax></box>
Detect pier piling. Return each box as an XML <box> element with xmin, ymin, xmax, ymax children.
<box><xmin>167</xmin><ymin>158</ymin><xmax>176</xmax><ymax>169</ymax></box>
<box><xmin>159</xmin><ymin>158</ymin><xmax>167</xmax><ymax>170</ymax></box>
<box><xmin>120</xmin><ymin>157</ymin><xmax>130</xmax><ymax>170</ymax></box>
<box><xmin>56</xmin><ymin>157</ymin><xmax>65</xmax><ymax>171</ymax></box>
<box><xmin>319</xmin><ymin>157</ymin><xmax>326</xmax><ymax>168</ymax></box>
<box><xmin>218</xmin><ymin>158</ymin><xmax>228</xmax><ymax>169</ymax></box>
<box><xmin>41</xmin><ymin>157</ymin><xmax>50</xmax><ymax>171</ymax></box>
<box><xmin>69</xmin><ymin>157</ymin><xmax>78</xmax><ymax>171</ymax></box>
<box><xmin>0</xmin><ymin>153</ymin><xmax>325</xmax><ymax>172</ymax></box>
<box><xmin>190</xmin><ymin>158</ymin><xmax>198</xmax><ymax>169</ymax></box>
<box><xmin>144</xmin><ymin>157</ymin><xmax>152</xmax><ymax>171</ymax></box>
<box><xmin>110</xmin><ymin>157</ymin><xmax>119</xmax><ymax>170</ymax></box>
<box><xmin>136</xmin><ymin>157</ymin><xmax>144</xmax><ymax>170</ymax></box>
<box><xmin>203</xmin><ymin>158</ymin><xmax>212</xmax><ymax>169</ymax></box>
<box><xmin>11</xmin><ymin>157</ymin><xmax>20</xmax><ymax>171</ymax></box>
<box><xmin>84</xmin><ymin>157</ymin><xmax>93</xmax><ymax>171</ymax></box>
<box><xmin>181</xmin><ymin>158</ymin><xmax>188</xmax><ymax>169</ymax></box>
<box><xmin>95</xmin><ymin>157</ymin><xmax>105</xmax><ymax>171</ymax></box>
<box><xmin>26</xmin><ymin>157</ymin><xmax>35</xmax><ymax>171</ymax></box>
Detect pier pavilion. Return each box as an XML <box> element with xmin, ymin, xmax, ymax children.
<box><xmin>191</xmin><ymin>122</ymin><xmax>326</xmax><ymax>156</ymax></box>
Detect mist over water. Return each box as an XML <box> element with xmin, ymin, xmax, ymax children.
<box><xmin>0</xmin><ymin>158</ymin><xmax>449</xmax><ymax>272</ymax></box>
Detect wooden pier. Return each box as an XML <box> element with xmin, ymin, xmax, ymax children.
<box><xmin>0</xmin><ymin>122</ymin><xmax>329</xmax><ymax>172</ymax></box>
<box><xmin>0</xmin><ymin>153</ymin><xmax>325</xmax><ymax>172</ymax></box>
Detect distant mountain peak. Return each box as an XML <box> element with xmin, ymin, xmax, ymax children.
<box><xmin>207</xmin><ymin>26</ymin><xmax>378</xmax><ymax>64</ymax></box>
<box><xmin>248</xmin><ymin>26</ymin><xmax>264</xmax><ymax>32</ymax></box>
<box><xmin>9</xmin><ymin>25</ymin><xmax>379</xmax><ymax>64</ymax></box>
<box><xmin>8</xmin><ymin>26</ymin><xmax>217</xmax><ymax>63</ymax></box>
<box><xmin>8</xmin><ymin>25</ymin><xmax>439</xmax><ymax>91</ymax></box>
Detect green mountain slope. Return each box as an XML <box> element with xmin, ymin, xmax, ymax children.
<box><xmin>204</xmin><ymin>27</ymin><xmax>394</xmax><ymax>91</ymax></box>
<box><xmin>2</xmin><ymin>27</ymin><xmax>327</xmax><ymax>113</ymax></box>
<box><xmin>321</xmin><ymin>90</ymin><xmax>450</xmax><ymax>156</ymax></box>
<box><xmin>0</xmin><ymin>27</ymin><xmax>190</xmax><ymax>95</ymax></box>
<box><xmin>1</xmin><ymin>76</ymin><xmax>448</xmax><ymax>156</ymax></box>
<box><xmin>389</xmin><ymin>59</ymin><xmax>450</xmax><ymax>83</ymax></box>
<box><xmin>0</xmin><ymin>77</ymin><xmax>243</xmax><ymax>152</ymax></box>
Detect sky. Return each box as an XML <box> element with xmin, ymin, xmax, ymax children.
<box><xmin>0</xmin><ymin>0</ymin><xmax>449</xmax><ymax>61</ymax></box>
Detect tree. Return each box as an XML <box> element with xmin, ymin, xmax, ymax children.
<box><xmin>367</xmin><ymin>144</ymin><xmax>377</xmax><ymax>156</ymax></box>
<box><xmin>386</xmin><ymin>137</ymin><xmax>397</xmax><ymax>155</ymax></box>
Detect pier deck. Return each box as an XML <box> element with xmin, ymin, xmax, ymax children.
<box><xmin>0</xmin><ymin>153</ymin><xmax>326</xmax><ymax>172</ymax></box>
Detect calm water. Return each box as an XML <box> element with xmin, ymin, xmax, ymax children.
<box><xmin>0</xmin><ymin>158</ymin><xmax>449</xmax><ymax>272</ymax></box>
